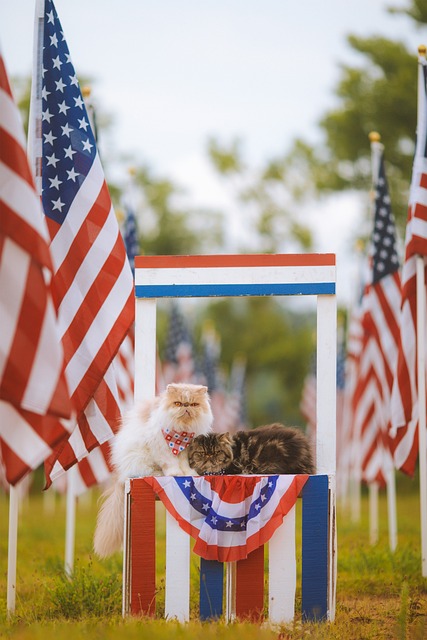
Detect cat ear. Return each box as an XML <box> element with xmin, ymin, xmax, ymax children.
<box><xmin>199</xmin><ymin>386</ymin><xmax>208</xmax><ymax>394</ymax></box>
<box><xmin>166</xmin><ymin>384</ymin><xmax>177</xmax><ymax>392</ymax></box>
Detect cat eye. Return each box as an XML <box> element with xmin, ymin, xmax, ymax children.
<box><xmin>174</xmin><ymin>401</ymin><xmax>199</xmax><ymax>407</ymax></box>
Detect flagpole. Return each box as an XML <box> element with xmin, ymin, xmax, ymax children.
<box><xmin>416</xmin><ymin>254</ymin><xmax>427</xmax><ymax>574</ymax></box>
<box><xmin>7</xmin><ymin>484</ymin><xmax>19</xmax><ymax>616</ymax></box>
<box><xmin>65</xmin><ymin>466</ymin><xmax>77</xmax><ymax>577</ymax></box>
<box><xmin>368</xmin><ymin>131</ymin><xmax>381</xmax><ymax>547</ymax></box>
<box><xmin>416</xmin><ymin>45</ymin><xmax>427</xmax><ymax>577</ymax></box>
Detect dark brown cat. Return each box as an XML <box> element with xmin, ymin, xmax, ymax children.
<box><xmin>187</xmin><ymin>423</ymin><xmax>315</xmax><ymax>475</ymax></box>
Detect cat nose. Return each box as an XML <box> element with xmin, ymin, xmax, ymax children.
<box><xmin>183</xmin><ymin>402</ymin><xmax>190</xmax><ymax>407</ymax></box>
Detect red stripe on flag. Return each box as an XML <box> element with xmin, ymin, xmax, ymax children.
<box><xmin>0</xmin><ymin>49</ymin><xmax>73</xmax><ymax>485</ymax></box>
<box><xmin>0</xmin><ymin>127</ymin><xmax>35</xmax><ymax>190</ymax></box>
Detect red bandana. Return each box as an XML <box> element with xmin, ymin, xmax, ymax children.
<box><xmin>162</xmin><ymin>428</ymin><xmax>195</xmax><ymax>456</ymax></box>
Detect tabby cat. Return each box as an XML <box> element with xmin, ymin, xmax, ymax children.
<box><xmin>187</xmin><ymin>423</ymin><xmax>315</xmax><ymax>475</ymax></box>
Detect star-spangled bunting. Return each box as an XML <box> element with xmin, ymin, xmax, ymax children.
<box><xmin>143</xmin><ymin>474</ymin><xmax>308</xmax><ymax>562</ymax></box>
<box><xmin>29</xmin><ymin>0</ymin><xmax>134</xmax><ymax>484</ymax></box>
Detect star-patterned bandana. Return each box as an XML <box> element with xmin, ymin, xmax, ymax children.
<box><xmin>162</xmin><ymin>428</ymin><xmax>195</xmax><ymax>456</ymax></box>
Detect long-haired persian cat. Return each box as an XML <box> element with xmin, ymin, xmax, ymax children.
<box><xmin>93</xmin><ymin>383</ymin><xmax>213</xmax><ymax>558</ymax></box>
<box><xmin>187</xmin><ymin>423</ymin><xmax>315</xmax><ymax>476</ymax></box>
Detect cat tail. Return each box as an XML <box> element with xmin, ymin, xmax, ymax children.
<box><xmin>93</xmin><ymin>480</ymin><xmax>125</xmax><ymax>558</ymax></box>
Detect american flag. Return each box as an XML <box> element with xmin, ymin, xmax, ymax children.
<box><xmin>28</xmin><ymin>0</ymin><xmax>134</xmax><ymax>485</ymax></box>
<box><xmin>142</xmin><ymin>474</ymin><xmax>308</xmax><ymax>562</ymax></box>
<box><xmin>123</xmin><ymin>204</ymin><xmax>139</xmax><ymax>278</ymax></box>
<box><xmin>338</xmin><ymin>304</ymin><xmax>364</xmax><ymax>496</ymax></box>
<box><xmin>352</xmin><ymin>145</ymin><xmax>401</xmax><ymax>487</ymax></box>
<box><xmin>299</xmin><ymin>354</ymin><xmax>316</xmax><ymax>437</ymax></box>
<box><xmin>162</xmin><ymin>301</ymin><xmax>196</xmax><ymax>385</ymax></box>
<box><xmin>390</xmin><ymin>57</ymin><xmax>427</xmax><ymax>475</ymax></box>
<box><xmin>199</xmin><ymin>322</ymin><xmax>244</xmax><ymax>433</ymax></box>
<box><xmin>0</xmin><ymin>47</ymin><xmax>73</xmax><ymax>485</ymax></box>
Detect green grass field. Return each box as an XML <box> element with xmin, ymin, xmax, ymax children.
<box><xmin>1</xmin><ymin>475</ymin><xmax>426</xmax><ymax>639</ymax></box>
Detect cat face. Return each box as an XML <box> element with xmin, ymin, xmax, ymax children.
<box><xmin>161</xmin><ymin>383</ymin><xmax>213</xmax><ymax>432</ymax></box>
<box><xmin>187</xmin><ymin>433</ymin><xmax>234</xmax><ymax>474</ymax></box>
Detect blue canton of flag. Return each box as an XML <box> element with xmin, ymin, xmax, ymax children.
<box><xmin>371</xmin><ymin>154</ymin><xmax>399</xmax><ymax>283</ymax></box>
<box><xmin>124</xmin><ymin>205</ymin><xmax>139</xmax><ymax>276</ymax></box>
<box><xmin>41</xmin><ymin>0</ymin><xmax>96</xmax><ymax>224</ymax></box>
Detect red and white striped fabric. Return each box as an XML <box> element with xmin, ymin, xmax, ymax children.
<box><xmin>72</xmin><ymin>441</ymin><xmax>113</xmax><ymax>495</ymax></box>
<box><xmin>299</xmin><ymin>367</ymin><xmax>316</xmax><ymax>435</ymax></box>
<box><xmin>114</xmin><ymin>328</ymin><xmax>135</xmax><ymax>413</ymax></box>
<box><xmin>352</xmin><ymin>147</ymin><xmax>401</xmax><ymax>487</ymax></box>
<box><xmin>28</xmin><ymin>0</ymin><xmax>134</xmax><ymax>485</ymax></box>
<box><xmin>0</xmin><ymin>48</ymin><xmax>73</xmax><ymax>485</ymax></box>
<box><xmin>390</xmin><ymin>56</ymin><xmax>427</xmax><ymax>475</ymax></box>
<box><xmin>338</xmin><ymin>303</ymin><xmax>364</xmax><ymax>491</ymax></box>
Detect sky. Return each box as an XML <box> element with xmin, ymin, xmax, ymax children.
<box><xmin>0</xmin><ymin>0</ymin><xmax>425</xmax><ymax>306</ymax></box>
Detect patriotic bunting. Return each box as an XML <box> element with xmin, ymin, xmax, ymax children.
<box><xmin>143</xmin><ymin>474</ymin><xmax>308</xmax><ymax>562</ymax></box>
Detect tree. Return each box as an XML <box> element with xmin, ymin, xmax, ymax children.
<box><xmin>207</xmin><ymin>0</ymin><xmax>427</xmax><ymax>244</ymax></box>
<box><xmin>207</xmin><ymin>137</ymin><xmax>314</xmax><ymax>253</ymax></box>
<box><xmin>193</xmin><ymin>297</ymin><xmax>316</xmax><ymax>427</ymax></box>
<box><xmin>273</xmin><ymin>0</ymin><xmax>427</xmax><ymax>234</ymax></box>
<box><xmin>130</xmin><ymin>164</ymin><xmax>224</xmax><ymax>256</ymax></box>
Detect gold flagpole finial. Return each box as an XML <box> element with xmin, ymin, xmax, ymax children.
<box><xmin>418</xmin><ymin>44</ymin><xmax>426</xmax><ymax>57</ymax></box>
<box><xmin>82</xmin><ymin>85</ymin><xmax>92</xmax><ymax>98</ymax></box>
<box><xmin>369</xmin><ymin>131</ymin><xmax>381</xmax><ymax>143</ymax></box>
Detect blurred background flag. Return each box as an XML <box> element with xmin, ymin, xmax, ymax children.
<box><xmin>354</xmin><ymin>134</ymin><xmax>400</xmax><ymax>488</ymax></box>
<box><xmin>162</xmin><ymin>301</ymin><xmax>196</xmax><ymax>385</ymax></box>
<box><xmin>390</xmin><ymin>52</ymin><xmax>427</xmax><ymax>476</ymax></box>
<box><xmin>28</xmin><ymin>0</ymin><xmax>134</xmax><ymax>486</ymax></box>
<box><xmin>0</xmin><ymin>44</ymin><xmax>73</xmax><ymax>486</ymax></box>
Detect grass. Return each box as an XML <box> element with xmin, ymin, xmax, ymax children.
<box><xmin>0</xmin><ymin>475</ymin><xmax>427</xmax><ymax>639</ymax></box>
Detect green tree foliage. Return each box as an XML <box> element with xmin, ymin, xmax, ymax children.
<box><xmin>207</xmin><ymin>1</ymin><xmax>427</xmax><ymax>243</ymax></box>
<box><xmin>282</xmin><ymin>0</ymin><xmax>427</xmax><ymax>233</ymax></box>
<box><xmin>194</xmin><ymin>297</ymin><xmax>316</xmax><ymax>426</ymax></box>
<box><xmin>313</xmin><ymin>36</ymin><xmax>417</xmax><ymax>221</ymax></box>
<box><xmin>207</xmin><ymin>138</ymin><xmax>314</xmax><ymax>253</ymax></box>
<box><xmin>389</xmin><ymin>0</ymin><xmax>427</xmax><ymax>24</ymax></box>
<box><xmin>130</xmin><ymin>164</ymin><xmax>224</xmax><ymax>256</ymax></box>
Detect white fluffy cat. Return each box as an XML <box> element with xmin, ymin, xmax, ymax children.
<box><xmin>93</xmin><ymin>383</ymin><xmax>213</xmax><ymax>558</ymax></box>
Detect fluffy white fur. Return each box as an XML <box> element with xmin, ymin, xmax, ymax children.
<box><xmin>93</xmin><ymin>383</ymin><xmax>213</xmax><ymax>558</ymax></box>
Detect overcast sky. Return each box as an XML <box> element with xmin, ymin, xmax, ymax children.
<box><xmin>1</xmin><ymin>1</ymin><xmax>425</xmax><ymax>305</ymax></box>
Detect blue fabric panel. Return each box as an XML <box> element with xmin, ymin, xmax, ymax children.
<box><xmin>199</xmin><ymin>558</ymin><xmax>224</xmax><ymax>620</ymax></box>
<box><xmin>301</xmin><ymin>475</ymin><xmax>329</xmax><ymax>621</ymax></box>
